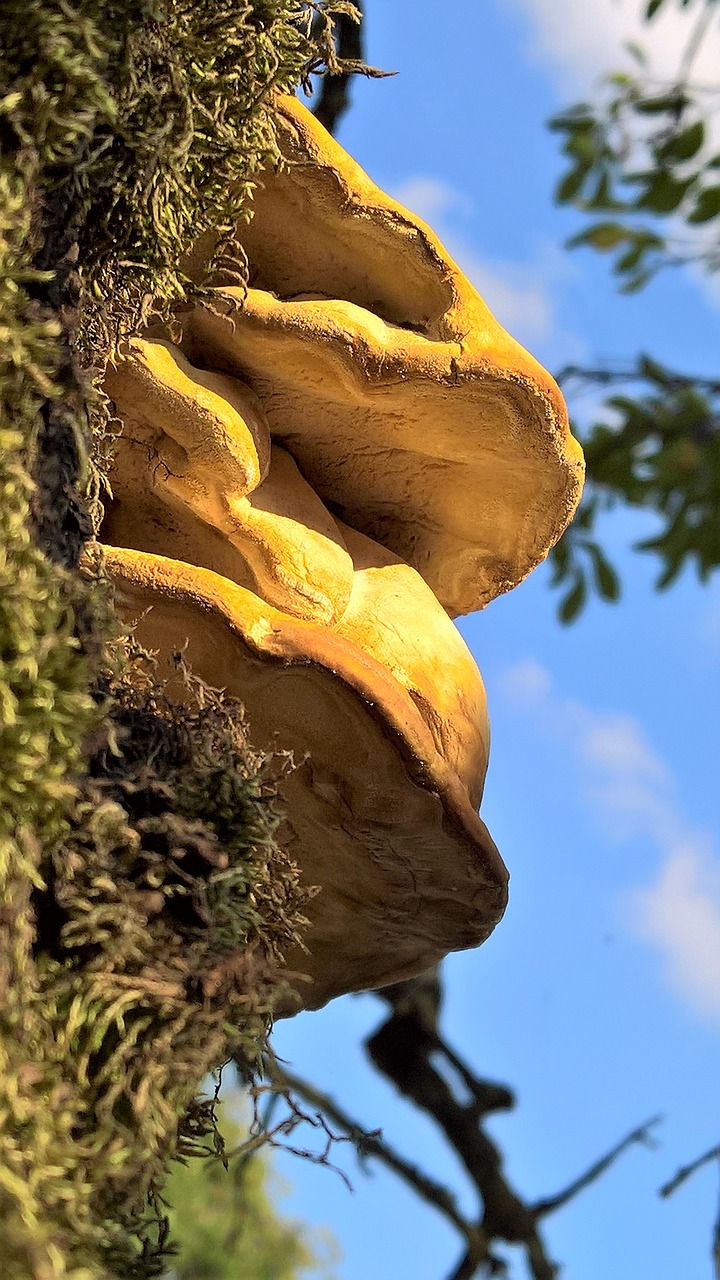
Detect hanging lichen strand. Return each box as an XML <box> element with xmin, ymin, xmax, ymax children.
<box><xmin>0</xmin><ymin>2</ymin><xmax>347</xmax><ymax>1275</ymax></box>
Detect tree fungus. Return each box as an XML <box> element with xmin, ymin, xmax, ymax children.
<box><xmin>100</xmin><ymin>96</ymin><xmax>584</xmax><ymax>1010</ymax></box>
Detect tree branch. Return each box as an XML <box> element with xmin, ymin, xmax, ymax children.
<box><xmin>445</xmin><ymin>1243</ymin><xmax>506</xmax><ymax>1280</ymax></box>
<box><xmin>365</xmin><ymin>978</ymin><xmax>658</xmax><ymax>1280</ymax></box>
<box><xmin>262</xmin><ymin>972</ymin><xmax>661</xmax><ymax>1280</ymax></box>
<box><xmin>533</xmin><ymin>1116</ymin><xmax>662</xmax><ymax>1218</ymax></box>
<box><xmin>678</xmin><ymin>0</ymin><xmax>720</xmax><ymax>84</ymax></box>
<box><xmin>660</xmin><ymin>1143</ymin><xmax>720</xmax><ymax>1198</ymax></box>
<box><xmin>269</xmin><ymin>1061</ymin><xmax>484</xmax><ymax>1250</ymax></box>
<box><xmin>556</xmin><ymin>363</ymin><xmax>720</xmax><ymax>396</ymax></box>
<box><xmin>365</xmin><ymin>1011</ymin><xmax>544</xmax><ymax>1250</ymax></box>
<box><xmin>660</xmin><ymin>1143</ymin><xmax>720</xmax><ymax>1280</ymax></box>
<box><xmin>313</xmin><ymin>1</ymin><xmax>365</xmax><ymax>136</ymax></box>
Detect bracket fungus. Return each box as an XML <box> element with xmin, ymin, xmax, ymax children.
<box><xmin>100</xmin><ymin>97</ymin><xmax>584</xmax><ymax>1011</ymax></box>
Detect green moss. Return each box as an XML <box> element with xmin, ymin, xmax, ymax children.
<box><xmin>22</xmin><ymin>648</ymin><xmax>308</xmax><ymax>1276</ymax></box>
<box><xmin>164</xmin><ymin>1102</ymin><xmax>322</xmax><ymax>1280</ymax></box>
<box><xmin>0</xmin><ymin>1</ymin><xmax>349</xmax><ymax>1273</ymax></box>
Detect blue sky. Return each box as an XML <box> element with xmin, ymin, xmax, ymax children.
<box><xmin>263</xmin><ymin>3</ymin><xmax>720</xmax><ymax>1277</ymax></box>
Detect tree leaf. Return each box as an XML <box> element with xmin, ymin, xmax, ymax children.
<box><xmin>568</xmin><ymin>221</ymin><xmax>630</xmax><ymax>250</ymax></box>
<box><xmin>637</xmin><ymin>171</ymin><xmax>695</xmax><ymax>213</ymax></box>
<box><xmin>645</xmin><ymin>0</ymin><xmax>667</xmax><ymax>17</ymax></box>
<box><xmin>624</xmin><ymin>41</ymin><xmax>647</xmax><ymax>66</ymax></box>
<box><xmin>584</xmin><ymin>542</ymin><xmax>622</xmax><ymax>601</ymax></box>
<box><xmin>656</xmin><ymin>555</ymin><xmax>684</xmax><ymax>589</ymax></box>
<box><xmin>573</xmin><ymin>495</ymin><xmax>599</xmax><ymax>531</ymax></box>
<box><xmin>655</xmin><ymin>120</ymin><xmax>704</xmax><ymax>162</ymax></box>
<box><xmin>549</xmin><ymin>533</ymin><xmax>571</xmax><ymax>585</ymax></box>
<box><xmin>687</xmin><ymin>184</ymin><xmax>720</xmax><ymax>223</ymax></box>
<box><xmin>589</xmin><ymin>169</ymin><xmax>621</xmax><ymax>209</ymax></box>
<box><xmin>615</xmin><ymin>242</ymin><xmax>646</xmax><ymax>274</ymax></box>
<box><xmin>638</xmin><ymin>354</ymin><xmax>672</xmax><ymax>384</ymax></box>
<box><xmin>558</xmin><ymin>574</ymin><xmax>587</xmax><ymax>624</ymax></box>
<box><xmin>619</xmin><ymin>267</ymin><xmax>655</xmax><ymax>293</ymax></box>
<box><xmin>635</xmin><ymin>91</ymin><xmax>689</xmax><ymax>115</ymax></box>
<box><xmin>566</xmin><ymin>131</ymin><xmax>599</xmax><ymax>163</ymax></box>
<box><xmin>548</xmin><ymin>106</ymin><xmax>595</xmax><ymax>132</ymax></box>
<box><xmin>556</xmin><ymin>166</ymin><xmax>589</xmax><ymax>202</ymax></box>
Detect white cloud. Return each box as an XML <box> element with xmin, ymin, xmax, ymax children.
<box><xmin>391</xmin><ymin>179</ymin><xmax>586</xmax><ymax>361</ymax></box>
<box><xmin>499</xmin><ymin>659</ymin><xmax>720</xmax><ymax>1020</ymax></box>
<box><xmin>630</xmin><ymin>841</ymin><xmax>720</xmax><ymax>1019</ymax></box>
<box><xmin>459</xmin><ymin>252</ymin><xmax>557</xmax><ymax>348</ymax></box>
<box><xmin>507</xmin><ymin>0</ymin><xmax>632</xmax><ymax>89</ymax></box>
<box><xmin>497</xmin><ymin>657</ymin><xmax>551</xmax><ymax>704</ymax></box>
<box><xmin>508</xmin><ymin>0</ymin><xmax>720</xmax><ymax>93</ymax></box>
<box><xmin>583</xmin><ymin>714</ymin><xmax>669</xmax><ymax>782</ymax></box>
<box><xmin>509</xmin><ymin>0</ymin><xmax>720</xmax><ymax>314</ymax></box>
<box><xmin>391</xmin><ymin>177</ymin><xmax>473</xmax><ymax>224</ymax></box>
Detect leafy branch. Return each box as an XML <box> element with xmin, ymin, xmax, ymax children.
<box><xmin>547</xmin><ymin>0</ymin><xmax>720</xmax><ymax>619</ymax></box>
<box><xmin>550</xmin><ymin>0</ymin><xmax>720</xmax><ymax>292</ymax></box>
<box><xmin>550</xmin><ymin>354</ymin><xmax>720</xmax><ymax>619</ymax></box>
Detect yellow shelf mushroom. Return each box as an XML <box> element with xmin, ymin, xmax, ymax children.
<box><xmin>101</xmin><ymin>96</ymin><xmax>583</xmax><ymax>1011</ymax></box>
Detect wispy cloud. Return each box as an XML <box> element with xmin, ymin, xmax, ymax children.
<box><xmin>498</xmin><ymin>659</ymin><xmax>720</xmax><ymax>1020</ymax></box>
<box><xmin>631</xmin><ymin>840</ymin><xmax>720</xmax><ymax>1020</ymax></box>
<box><xmin>392</xmin><ymin>176</ymin><xmax>474</xmax><ymax>224</ymax></box>
<box><xmin>508</xmin><ymin>0</ymin><xmax>720</xmax><ymax>93</ymax></box>
<box><xmin>391</xmin><ymin>178</ymin><xmax>586</xmax><ymax>363</ymax></box>
<box><xmin>507</xmin><ymin>2</ymin><xmax>720</xmax><ymax>315</ymax></box>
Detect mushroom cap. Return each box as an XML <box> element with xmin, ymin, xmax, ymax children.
<box><xmin>101</xmin><ymin>333</ymin><xmax>506</xmax><ymax>1010</ymax></box>
<box><xmin>182</xmin><ymin>94</ymin><xmax>584</xmax><ymax>617</ymax></box>
<box><xmin>104</xmin><ymin>542</ymin><xmax>507</xmax><ymax>1011</ymax></box>
<box><xmin>100</xmin><ymin>97</ymin><xmax>584</xmax><ymax>1009</ymax></box>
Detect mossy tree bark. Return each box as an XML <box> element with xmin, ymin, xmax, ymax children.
<box><xmin>0</xmin><ymin>3</ymin><xmax>350</xmax><ymax>1274</ymax></box>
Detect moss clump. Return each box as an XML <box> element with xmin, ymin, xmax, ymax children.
<box><xmin>163</xmin><ymin>1101</ymin><xmax>324</xmax><ymax>1280</ymax></box>
<box><xmin>21</xmin><ymin>647</ymin><xmax>307</xmax><ymax>1277</ymax></box>
<box><xmin>0</xmin><ymin>1</ymin><xmax>351</xmax><ymax>1274</ymax></box>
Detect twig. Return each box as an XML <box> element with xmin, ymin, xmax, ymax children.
<box><xmin>556</xmin><ymin>363</ymin><xmax>720</xmax><ymax>395</ymax></box>
<box><xmin>533</xmin><ymin>1116</ymin><xmax>662</xmax><ymax>1218</ymax></box>
<box><xmin>660</xmin><ymin>1143</ymin><xmax>720</xmax><ymax>1198</ymax></box>
<box><xmin>427</xmin><ymin>1031</ymin><xmax>515</xmax><ymax>1119</ymax></box>
<box><xmin>678</xmin><ymin>0</ymin><xmax>720</xmax><ymax>85</ymax></box>
<box><xmin>261</xmin><ymin>978</ymin><xmax>663</xmax><ymax>1280</ymax></box>
<box><xmin>313</xmin><ymin>1</ymin><xmax>365</xmax><ymax>136</ymax></box>
<box><xmin>445</xmin><ymin>1244</ymin><xmax>504</xmax><ymax>1280</ymax></box>
<box><xmin>660</xmin><ymin>1143</ymin><xmax>720</xmax><ymax>1280</ymax></box>
<box><xmin>366</xmin><ymin>997</ymin><xmax>660</xmax><ymax>1280</ymax></box>
<box><xmin>271</xmin><ymin>1062</ymin><xmax>483</xmax><ymax>1248</ymax></box>
<box><xmin>224</xmin><ymin>1082</ymin><xmax>356</xmax><ymax>1190</ymax></box>
<box><xmin>522</xmin><ymin>1232</ymin><xmax>559</xmax><ymax>1280</ymax></box>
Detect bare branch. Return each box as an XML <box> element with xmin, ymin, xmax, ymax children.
<box><xmin>678</xmin><ymin>0</ymin><xmax>720</xmax><ymax>84</ymax></box>
<box><xmin>365</xmin><ymin>979</ymin><xmax>660</xmax><ymax>1280</ymax></box>
<box><xmin>445</xmin><ymin>1244</ymin><xmax>506</xmax><ymax>1280</ymax></box>
<box><xmin>313</xmin><ymin>1</ymin><xmax>364</xmax><ymax>136</ymax></box>
<box><xmin>258</xmin><ymin>977</ymin><xmax>662</xmax><ymax>1280</ymax></box>
<box><xmin>660</xmin><ymin>1143</ymin><xmax>720</xmax><ymax>1280</ymax></box>
<box><xmin>525</xmin><ymin>1232</ymin><xmax>560</xmax><ymax>1280</ymax></box>
<box><xmin>225</xmin><ymin>1073</ymin><xmax>357</xmax><ymax>1190</ymax></box>
<box><xmin>556</xmin><ymin>363</ymin><xmax>720</xmax><ymax>396</ymax></box>
<box><xmin>270</xmin><ymin>1061</ymin><xmax>484</xmax><ymax>1249</ymax></box>
<box><xmin>660</xmin><ymin>1143</ymin><xmax>720</xmax><ymax>1199</ymax></box>
<box><xmin>533</xmin><ymin>1116</ymin><xmax>662</xmax><ymax>1219</ymax></box>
